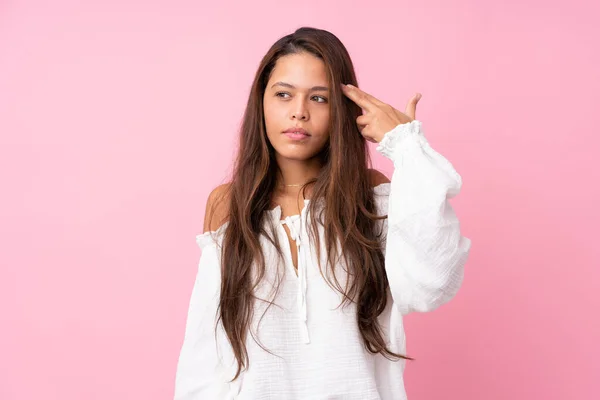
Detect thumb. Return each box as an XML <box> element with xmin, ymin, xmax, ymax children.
<box><xmin>405</xmin><ymin>93</ymin><xmax>421</xmax><ymax>120</ymax></box>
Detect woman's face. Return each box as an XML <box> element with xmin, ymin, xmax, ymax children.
<box><xmin>263</xmin><ymin>52</ymin><xmax>331</xmax><ymax>161</ymax></box>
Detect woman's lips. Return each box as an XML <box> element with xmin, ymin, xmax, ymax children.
<box><xmin>283</xmin><ymin>132</ymin><xmax>310</xmax><ymax>140</ymax></box>
<box><xmin>282</xmin><ymin>127</ymin><xmax>310</xmax><ymax>140</ymax></box>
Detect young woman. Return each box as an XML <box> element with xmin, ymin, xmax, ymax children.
<box><xmin>174</xmin><ymin>27</ymin><xmax>471</xmax><ymax>399</ymax></box>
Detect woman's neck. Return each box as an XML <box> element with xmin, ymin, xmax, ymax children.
<box><xmin>275</xmin><ymin>156</ymin><xmax>322</xmax><ymax>187</ymax></box>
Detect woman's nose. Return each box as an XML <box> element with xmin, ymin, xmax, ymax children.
<box><xmin>291</xmin><ymin>100</ymin><xmax>308</xmax><ymax>120</ymax></box>
<box><xmin>292</xmin><ymin>110</ymin><xmax>307</xmax><ymax>120</ymax></box>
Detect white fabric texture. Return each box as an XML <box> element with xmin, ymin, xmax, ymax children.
<box><xmin>174</xmin><ymin>120</ymin><xmax>472</xmax><ymax>400</ymax></box>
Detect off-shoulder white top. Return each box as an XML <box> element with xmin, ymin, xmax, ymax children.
<box><xmin>174</xmin><ymin>120</ymin><xmax>472</xmax><ymax>400</ymax></box>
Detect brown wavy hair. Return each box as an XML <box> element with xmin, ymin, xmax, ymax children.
<box><xmin>206</xmin><ymin>26</ymin><xmax>412</xmax><ymax>381</ymax></box>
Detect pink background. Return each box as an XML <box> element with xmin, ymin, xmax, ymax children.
<box><xmin>1</xmin><ymin>0</ymin><xmax>598</xmax><ymax>399</ymax></box>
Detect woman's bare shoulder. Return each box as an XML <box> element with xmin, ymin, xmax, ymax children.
<box><xmin>368</xmin><ymin>168</ymin><xmax>390</xmax><ymax>186</ymax></box>
<box><xmin>203</xmin><ymin>182</ymin><xmax>232</xmax><ymax>233</ymax></box>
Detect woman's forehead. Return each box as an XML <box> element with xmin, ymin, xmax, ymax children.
<box><xmin>269</xmin><ymin>53</ymin><xmax>329</xmax><ymax>89</ymax></box>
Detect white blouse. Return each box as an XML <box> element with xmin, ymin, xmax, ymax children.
<box><xmin>174</xmin><ymin>120</ymin><xmax>472</xmax><ymax>400</ymax></box>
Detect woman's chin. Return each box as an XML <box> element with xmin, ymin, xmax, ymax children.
<box><xmin>275</xmin><ymin>148</ymin><xmax>319</xmax><ymax>161</ymax></box>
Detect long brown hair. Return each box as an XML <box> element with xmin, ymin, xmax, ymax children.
<box><xmin>207</xmin><ymin>26</ymin><xmax>412</xmax><ymax>381</ymax></box>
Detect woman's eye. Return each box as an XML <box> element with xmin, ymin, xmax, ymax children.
<box><xmin>275</xmin><ymin>92</ymin><xmax>327</xmax><ymax>103</ymax></box>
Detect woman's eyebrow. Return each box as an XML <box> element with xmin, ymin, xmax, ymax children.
<box><xmin>271</xmin><ymin>81</ymin><xmax>329</xmax><ymax>92</ymax></box>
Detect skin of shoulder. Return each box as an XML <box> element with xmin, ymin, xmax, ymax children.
<box><xmin>203</xmin><ymin>171</ymin><xmax>388</xmax><ymax>233</ymax></box>
<box><xmin>203</xmin><ymin>183</ymin><xmax>231</xmax><ymax>233</ymax></box>
<box><xmin>368</xmin><ymin>168</ymin><xmax>390</xmax><ymax>186</ymax></box>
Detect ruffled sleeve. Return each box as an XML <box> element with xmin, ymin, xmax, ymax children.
<box><xmin>374</xmin><ymin>120</ymin><xmax>472</xmax><ymax>315</ymax></box>
<box><xmin>195</xmin><ymin>228</ymin><xmax>224</xmax><ymax>251</ymax></box>
<box><xmin>174</xmin><ymin>224</ymin><xmax>238</xmax><ymax>399</ymax></box>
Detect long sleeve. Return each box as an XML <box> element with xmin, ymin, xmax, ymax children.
<box><xmin>173</xmin><ymin>228</ymin><xmax>236</xmax><ymax>400</ymax></box>
<box><xmin>374</xmin><ymin>120</ymin><xmax>472</xmax><ymax>315</ymax></box>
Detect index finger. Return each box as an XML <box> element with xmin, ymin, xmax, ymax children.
<box><xmin>343</xmin><ymin>84</ymin><xmax>390</xmax><ymax>109</ymax></box>
<box><xmin>341</xmin><ymin>84</ymin><xmax>377</xmax><ymax>112</ymax></box>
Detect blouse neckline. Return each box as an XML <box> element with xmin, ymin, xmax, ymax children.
<box><xmin>265</xmin><ymin>182</ymin><xmax>391</xmax><ymax>223</ymax></box>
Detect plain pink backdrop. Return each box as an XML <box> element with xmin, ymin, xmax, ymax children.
<box><xmin>1</xmin><ymin>0</ymin><xmax>598</xmax><ymax>399</ymax></box>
